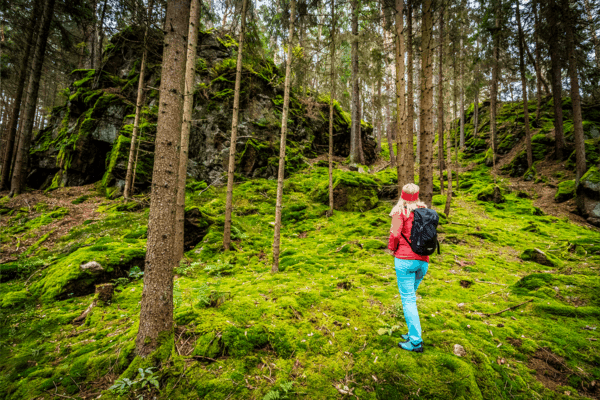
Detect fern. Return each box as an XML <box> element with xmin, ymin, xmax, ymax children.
<box><xmin>263</xmin><ymin>382</ymin><xmax>294</xmax><ymax>400</ymax></box>
<box><xmin>262</xmin><ymin>390</ymin><xmax>280</xmax><ymax>400</ymax></box>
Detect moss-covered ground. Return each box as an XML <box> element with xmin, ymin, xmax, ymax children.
<box><xmin>1</xmin><ymin>156</ymin><xmax>599</xmax><ymax>400</ymax></box>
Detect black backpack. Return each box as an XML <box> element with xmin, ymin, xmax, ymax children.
<box><xmin>400</xmin><ymin>208</ymin><xmax>440</xmax><ymax>256</ymax></box>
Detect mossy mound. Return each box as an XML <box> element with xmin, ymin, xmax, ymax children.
<box><xmin>312</xmin><ymin>170</ymin><xmax>380</xmax><ymax>212</ymax></box>
<box><xmin>554</xmin><ymin>180</ymin><xmax>576</xmax><ymax>203</ymax></box>
<box><xmin>476</xmin><ymin>185</ymin><xmax>505</xmax><ymax>203</ymax></box>
<box><xmin>520</xmin><ymin>248</ymin><xmax>563</xmax><ymax>268</ymax></box>
<box><xmin>30</xmin><ymin>239</ymin><xmax>146</xmax><ymax>300</ymax></box>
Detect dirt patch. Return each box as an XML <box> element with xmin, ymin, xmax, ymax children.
<box><xmin>528</xmin><ymin>347</ymin><xmax>598</xmax><ymax>398</ymax></box>
<box><xmin>459</xmin><ymin>280</ymin><xmax>473</xmax><ymax>288</ymax></box>
<box><xmin>506</xmin><ymin>337</ymin><xmax>522</xmax><ymax>347</ymax></box>
<box><xmin>0</xmin><ymin>185</ymin><xmax>103</xmax><ymax>263</ymax></box>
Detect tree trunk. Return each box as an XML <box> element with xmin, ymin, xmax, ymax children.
<box><xmin>395</xmin><ymin>0</ymin><xmax>406</xmax><ymax>194</ymax></box>
<box><xmin>564</xmin><ymin>0</ymin><xmax>586</xmax><ymax>183</ymax></box>
<box><xmin>272</xmin><ymin>0</ymin><xmax>296</xmax><ymax>273</ymax></box>
<box><xmin>175</xmin><ymin>0</ymin><xmax>201</xmax><ymax>260</ymax></box>
<box><xmin>406</xmin><ymin>0</ymin><xmax>415</xmax><ymax>184</ymax></box>
<box><xmin>516</xmin><ymin>1</ymin><xmax>533</xmax><ymax>169</ymax></box>
<box><xmin>96</xmin><ymin>0</ymin><xmax>109</xmax><ymax>69</ymax></box>
<box><xmin>328</xmin><ymin>0</ymin><xmax>336</xmax><ymax>215</ymax></box>
<box><xmin>135</xmin><ymin>0</ymin><xmax>190</xmax><ymax>358</ymax></box>
<box><xmin>124</xmin><ymin>1</ymin><xmax>155</xmax><ymax>199</ymax></box>
<box><xmin>459</xmin><ymin>35</ymin><xmax>465</xmax><ymax>149</ymax></box>
<box><xmin>534</xmin><ymin>0</ymin><xmax>542</xmax><ymax>122</ymax></box>
<box><xmin>473</xmin><ymin>36</ymin><xmax>480</xmax><ymax>137</ymax></box>
<box><xmin>418</xmin><ymin>0</ymin><xmax>434</xmax><ymax>207</ymax></box>
<box><xmin>350</xmin><ymin>0</ymin><xmax>359</xmax><ymax>164</ymax></box>
<box><xmin>490</xmin><ymin>0</ymin><xmax>500</xmax><ymax>164</ymax></box>
<box><xmin>547</xmin><ymin>0</ymin><xmax>565</xmax><ymax>159</ymax></box>
<box><xmin>386</xmin><ymin>76</ymin><xmax>395</xmax><ymax>166</ymax></box>
<box><xmin>0</xmin><ymin>0</ymin><xmax>40</xmax><ymax>190</ymax></box>
<box><xmin>444</xmin><ymin>118</ymin><xmax>453</xmax><ymax>216</ymax></box>
<box><xmin>223</xmin><ymin>0</ymin><xmax>248</xmax><ymax>251</ymax></box>
<box><xmin>437</xmin><ymin>1</ymin><xmax>444</xmax><ymax>194</ymax></box>
<box><xmin>357</xmin><ymin>83</ymin><xmax>365</xmax><ymax>164</ymax></box>
<box><xmin>376</xmin><ymin>78</ymin><xmax>382</xmax><ymax>154</ymax></box>
<box><xmin>584</xmin><ymin>0</ymin><xmax>600</xmax><ymax>68</ymax></box>
<box><xmin>416</xmin><ymin>49</ymin><xmax>421</xmax><ymax>164</ymax></box>
<box><xmin>10</xmin><ymin>0</ymin><xmax>55</xmax><ymax>195</ymax></box>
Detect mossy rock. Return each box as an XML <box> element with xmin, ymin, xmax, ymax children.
<box><xmin>31</xmin><ymin>239</ymin><xmax>146</xmax><ymax>300</ymax></box>
<box><xmin>576</xmin><ymin>166</ymin><xmax>600</xmax><ymax>226</ymax></box>
<box><xmin>476</xmin><ymin>185</ymin><xmax>505</xmax><ymax>203</ymax></box>
<box><xmin>312</xmin><ymin>171</ymin><xmax>379</xmax><ymax>212</ymax></box>
<box><xmin>520</xmin><ymin>248</ymin><xmax>562</xmax><ymax>267</ymax></box>
<box><xmin>555</xmin><ymin>180</ymin><xmax>576</xmax><ymax>203</ymax></box>
<box><xmin>565</xmin><ymin>139</ymin><xmax>600</xmax><ymax>170</ymax></box>
<box><xmin>1</xmin><ymin>290</ymin><xmax>30</xmax><ymax>308</ymax></box>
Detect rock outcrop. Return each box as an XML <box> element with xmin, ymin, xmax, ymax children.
<box><xmin>576</xmin><ymin>166</ymin><xmax>600</xmax><ymax>226</ymax></box>
<box><xmin>27</xmin><ymin>27</ymin><xmax>377</xmax><ymax>194</ymax></box>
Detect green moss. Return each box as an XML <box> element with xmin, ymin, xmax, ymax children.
<box><xmin>580</xmin><ymin>165</ymin><xmax>600</xmax><ymax>184</ymax></box>
<box><xmin>555</xmin><ymin>180</ymin><xmax>575</xmax><ymax>203</ymax></box>
<box><xmin>1</xmin><ymin>290</ymin><xmax>30</xmax><ymax>308</ymax></box>
<box><xmin>30</xmin><ymin>239</ymin><xmax>146</xmax><ymax>300</ymax></box>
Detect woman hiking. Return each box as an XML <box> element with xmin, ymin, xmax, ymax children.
<box><xmin>387</xmin><ymin>183</ymin><xmax>429</xmax><ymax>353</ymax></box>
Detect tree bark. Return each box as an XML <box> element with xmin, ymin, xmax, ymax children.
<box><xmin>418</xmin><ymin>0</ymin><xmax>434</xmax><ymax>207</ymax></box>
<box><xmin>437</xmin><ymin>1</ymin><xmax>444</xmax><ymax>194</ymax></box>
<box><xmin>564</xmin><ymin>0</ymin><xmax>586</xmax><ymax>183</ymax></box>
<box><xmin>223</xmin><ymin>0</ymin><xmax>248</xmax><ymax>251</ymax></box>
<box><xmin>444</xmin><ymin>117</ymin><xmax>453</xmax><ymax>216</ymax></box>
<box><xmin>0</xmin><ymin>0</ymin><xmax>40</xmax><ymax>190</ymax></box>
<box><xmin>376</xmin><ymin>78</ymin><xmax>382</xmax><ymax>154</ymax></box>
<box><xmin>584</xmin><ymin>0</ymin><xmax>600</xmax><ymax>68</ymax></box>
<box><xmin>534</xmin><ymin>0</ymin><xmax>543</xmax><ymax>122</ymax></box>
<box><xmin>10</xmin><ymin>0</ymin><xmax>55</xmax><ymax>195</ymax></box>
<box><xmin>328</xmin><ymin>0</ymin><xmax>336</xmax><ymax>215</ymax></box>
<box><xmin>473</xmin><ymin>36</ymin><xmax>479</xmax><ymax>137</ymax></box>
<box><xmin>96</xmin><ymin>0</ymin><xmax>109</xmax><ymax>70</ymax></box>
<box><xmin>350</xmin><ymin>0</ymin><xmax>359</xmax><ymax>164</ymax></box>
<box><xmin>175</xmin><ymin>0</ymin><xmax>201</xmax><ymax>260</ymax></box>
<box><xmin>135</xmin><ymin>0</ymin><xmax>190</xmax><ymax>357</ymax></box>
<box><xmin>516</xmin><ymin>1</ymin><xmax>533</xmax><ymax>168</ymax></box>
<box><xmin>395</xmin><ymin>0</ymin><xmax>406</xmax><ymax>194</ymax></box>
<box><xmin>490</xmin><ymin>0</ymin><xmax>500</xmax><ymax>164</ymax></box>
<box><xmin>357</xmin><ymin>84</ymin><xmax>365</xmax><ymax>164</ymax></box>
<box><xmin>272</xmin><ymin>0</ymin><xmax>296</xmax><ymax>273</ymax></box>
<box><xmin>459</xmin><ymin>34</ymin><xmax>465</xmax><ymax>149</ymax></box>
<box><xmin>124</xmin><ymin>1</ymin><xmax>155</xmax><ymax>199</ymax></box>
<box><xmin>405</xmin><ymin>0</ymin><xmax>415</xmax><ymax>184</ymax></box>
<box><xmin>547</xmin><ymin>0</ymin><xmax>565</xmax><ymax>159</ymax></box>
<box><xmin>386</xmin><ymin>76</ymin><xmax>395</xmax><ymax>166</ymax></box>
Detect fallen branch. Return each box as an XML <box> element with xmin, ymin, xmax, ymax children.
<box><xmin>484</xmin><ymin>299</ymin><xmax>533</xmax><ymax>317</ymax></box>
<box><xmin>475</xmin><ymin>279</ymin><xmax>508</xmax><ymax>286</ymax></box>
<box><xmin>191</xmin><ymin>355</ymin><xmax>218</xmax><ymax>362</ymax></box>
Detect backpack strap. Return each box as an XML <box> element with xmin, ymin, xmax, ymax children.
<box><xmin>437</xmin><ymin>239</ymin><xmax>441</xmax><ymax>255</ymax></box>
<box><xmin>401</xmin><ymin>232</ymin><xmax>411</xmax><ymax>245</ymax></box>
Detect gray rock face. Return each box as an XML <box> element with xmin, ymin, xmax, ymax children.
<box><xmin>576</xmin><ymin>166</ymin><xmax>600</xmax><ymax>227</ymax></box>
<box><xmin>80</xmin><ymin>261</ymin><xmax>104</xmax><ymax>273</ymax></box>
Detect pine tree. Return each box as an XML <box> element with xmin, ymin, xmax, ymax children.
<box><xmin>489</xmin><ymin>0</ymin><xmax>501</xmax><ymax>166</ymax></box>
<box><xmin>136</xmin><ymin>0</ymin><xmax>190</xmax><ymax>357</ymax></box>
<box><xmin>437</xmin><ymin>1</ymin><xmax>445</xmax><ymax>193</ymax></box>
<box><xmin>272</xmin><ymin>0</ymin><xmax>296</xmax><ymax>273</ymax></box>
<box><xmin>328</xmin><ymin>0</ymin><xmax>336</xmax><ymax>216</ymax></box>
<box><xmin>350</xmin><ymin>0</ymin><xmax>359</xmax><ymax>164</ymax></box>
<box><xmin>418</xmin><ymin>0</ymin><xmax>434</xmax><ymax>207</ymax></box>
<box><xmin>564</xmin><ymin>0</ymin><xmax>586</xmax><ymax>183</ymax></box>
<box><xmin>223</xmin><ymin>0</ymin><xmax>249</xmax><ymax>251</ymax></box>
<box><xmin>395</xmin><ymin>0</ymin><xmax>406</xmax><ymax>193</ymax></box>
<box><xmin>123</xmin><ymin>0</ymin><xmax>155</xmax><ymax>199</ymax></box>
<box><xmin>405</xmin><ymin>0</ymin><xmax>415</xmax><ymax>184</ymax></box>
<box><xmin>546</xmin><ymin>0</ymin><xmax>565</xmax><ymax>159</ymax></box>
<box><xmin>516</xmin><ymin>0</ymin><xmax>532</xmax><ymax>169</ymax></box>
<box><xmin>175</xmin><ymin>0</ymin><xmax>202</xmax><ymax>260</ymax></box>
<box><xmin>0</xmin><ymin>0</ymin><xmax>40</xmax><ymax>191</ymax></box>
<box><xmin>10</xmin><ymin>0</ymin><xmax>56</xmax><ymax>196</ymax></box>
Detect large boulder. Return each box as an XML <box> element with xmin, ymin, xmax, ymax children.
<box><xmin>555</xmin><ymin>180</ymin><xmax>576</xmax><ymax>203</ymax></box>
<box><xmin>312</xmin><ymin>170</ymin><xmax>379</xmax><ymax>212</ymax></box>
<box><xmin>576</xmin><ymin>166</ymin><xmax>600</xmax><ymax>226</ymax></box>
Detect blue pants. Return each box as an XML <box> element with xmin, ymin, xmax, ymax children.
<box><xmin>394</xmin><ymin>258</ymin><xmax>428</xmax><ymax>344</ymax></box>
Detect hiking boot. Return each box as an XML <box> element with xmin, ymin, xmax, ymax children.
<box><xmin>400</xmin><ymin>334</ymin><xmax>424</xmax><ymax>346</ymax></box>
<box><xmin>398</xmin><ymin>340</ymin><xmax>424</xmax><ymax>353</ymax></box>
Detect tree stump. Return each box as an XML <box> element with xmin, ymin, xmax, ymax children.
<box><xmin>95</xmin><ymin>283</ymin><xmax>114</xmax><ymax>304</ymax></box>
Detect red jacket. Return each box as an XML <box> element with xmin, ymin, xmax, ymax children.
<box><xmin>388</xmin><ymin>209</ymin><xmax>430</xmax><ymax>262</ymax></box>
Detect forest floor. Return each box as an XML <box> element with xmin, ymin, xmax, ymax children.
<box><xmin>1</xmin><ymin>155</ymin><xmax>600</xmax><ymax>400</ymax></box>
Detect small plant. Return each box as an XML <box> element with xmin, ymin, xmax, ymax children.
<box><xmin>195</xmin><ymin>274</ymin><xmax>230</xmax><ymax>308</ymax></box>
<box><xmin>129</xmin><ymin>266</ymin><xmax>144</xmax><ymax>279</ymax></box>
<box><xmin>204</xmin><ymin>259</ymin><xmax>234</xmax><ymax>276</ymax></box>
<box><xmin>377</xmin><ymin>322</ymin><xmax>401</xmax><ymax>336</ymax></box>
<box><xmin>113</xmin><ymin>277</ymin><xmax>129</xmax><ymax>288</ymax></box>
<box><xmin>263</xmin><ymin>381</ymin><xmax>294</xmax><ymax>400</ymax></box>
<box><xmin>176</xmin><ymin>261</ymin><xmax>201</xmax><ymax>277</ymax></box>
<box><xmin>109</xmin><ymin>367</ymin><xmax>159</xmax><ymax>399</ymax></box>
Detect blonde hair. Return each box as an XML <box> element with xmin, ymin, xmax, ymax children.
<box><xmin>389</xmin><ymin>183</ymin><xmax>427</xmax><ymax>217</ymax></box>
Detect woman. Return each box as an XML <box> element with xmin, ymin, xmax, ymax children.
<box><xmin>387</xmin><ymin>183</ymin><xmax>428</xmax><ymax>353</ymax></box>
